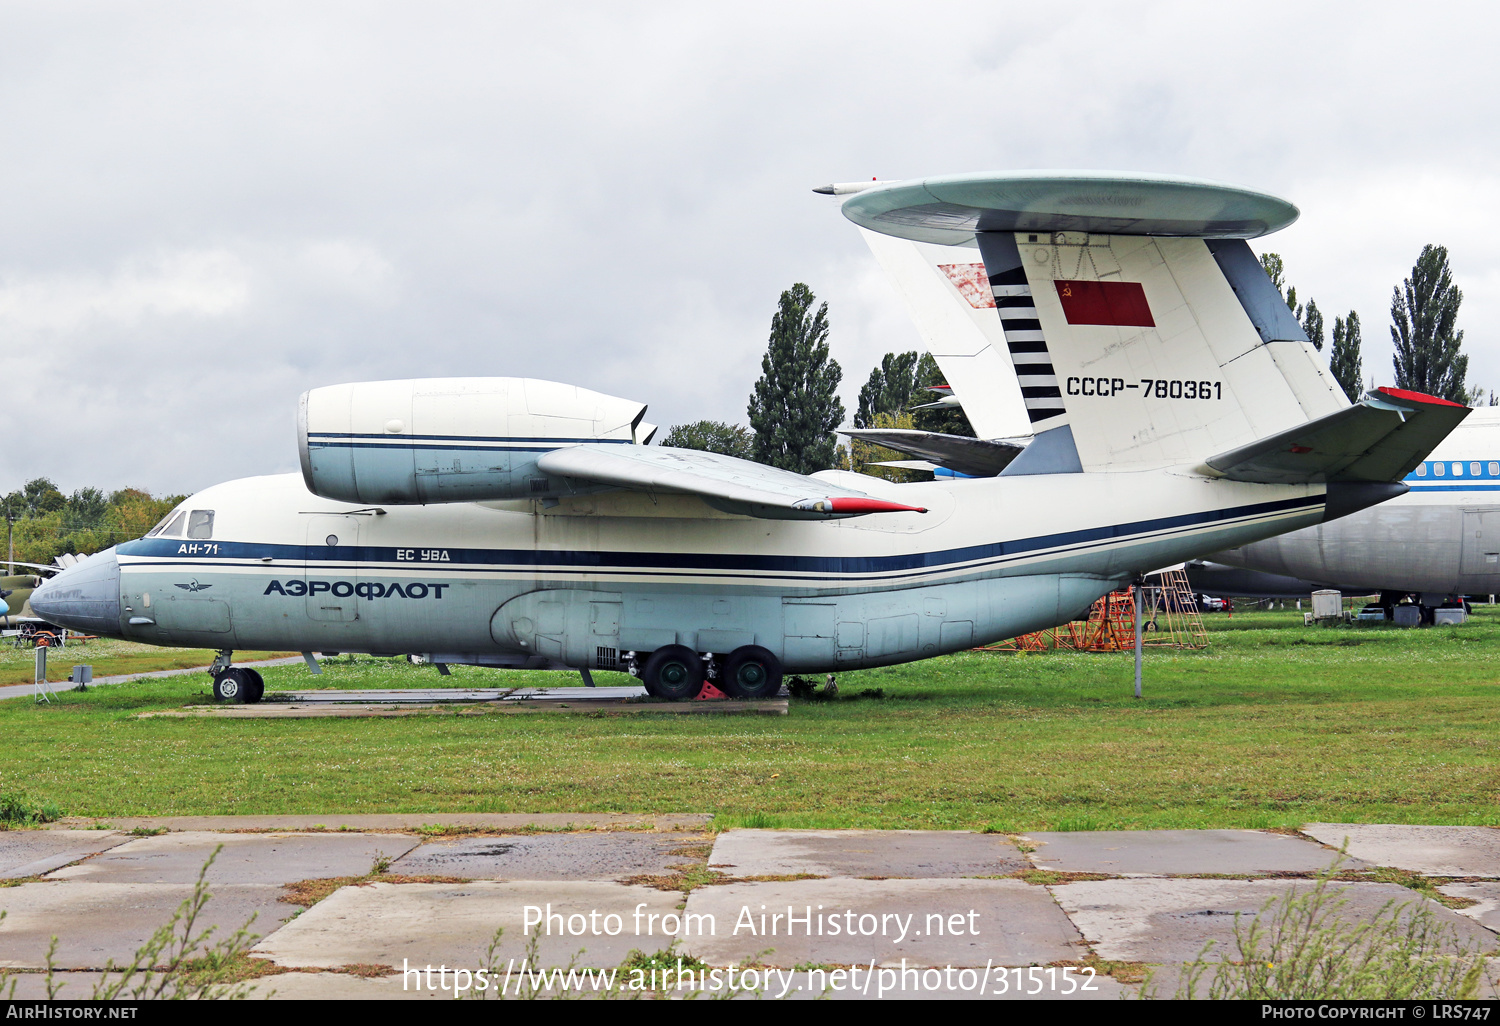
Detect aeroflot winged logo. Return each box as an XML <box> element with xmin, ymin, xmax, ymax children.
<box><xmin>174</xmin><ymin>579</ymin><xmax>212</xmax><ymax>592</ymax></box>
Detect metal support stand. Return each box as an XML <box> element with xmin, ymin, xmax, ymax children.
<box><xmin>34</xmin><ymin>643</ymin><xmax>55</xmax><ymax>704</ymax></box>
<box><xmin>301</xmin><ymin>652</ymin><xmax>323</xmax><ymax>675</ymax></box>
<box><xmin>1133</xmin><ymin>580</ymin><xmax>1144</xmax><ymax>699</ymax></box>
<box><xmin>580</xmin><ymin>667</ymin><xmax>595</xmax><ymax>688</ymax></box>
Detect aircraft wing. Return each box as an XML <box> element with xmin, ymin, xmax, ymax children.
<box><xmin>2</xmin><ymin>561</ymin><xmax>60</xmax><ymax>575</ymax></box>
<box><xmin>839</xmin><ymin>428</ymin><xmax>1026</xmax><ymax>477</ymax></box>
<box><xmin>1204</xmin><ymin>387</ymin><xmax>1470</xmax><ymax>484</ymax></box>
<box><xmin>535</xmin><ymin>444</ymin><xmax>928</xmax><ymax>519</ymax></box>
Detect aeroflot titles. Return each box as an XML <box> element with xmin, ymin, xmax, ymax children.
<box><xmin>263</xmin><ymin>580</ymin><xmax>451</xmax><ymax>599</ymax></box>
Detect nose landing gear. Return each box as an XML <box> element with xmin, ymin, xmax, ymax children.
<box><xmin>209</xmin><ymin>651</ymin><xmax>265</xmax><ymax>703</ymax></box>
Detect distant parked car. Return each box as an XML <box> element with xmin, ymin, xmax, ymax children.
<box><xmin>1199</xmin><ymin>595</ymin><xmax>1227</xmax><ymax>612</ymax></box>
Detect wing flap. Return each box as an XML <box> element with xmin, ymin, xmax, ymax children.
<box><xmin>535</xmin><ymin>445</ymin><xmax>928</xmax><ymax>519</ymax></box>
<box><xmin>1205</xmin><ymin>388</ymin><xmax>1470</xmax><ymax>484</ymax></box>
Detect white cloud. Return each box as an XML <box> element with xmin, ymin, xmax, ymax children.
<box><xmin>0</xmin><ymin>249</ymin><xmax>249</xmax><ymax>334</ymax></box>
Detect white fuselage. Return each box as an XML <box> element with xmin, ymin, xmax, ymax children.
<box><xmin>95</xmin><ymin>467</ymin><xmax>1328</xmax><ymax>672</ymax></box>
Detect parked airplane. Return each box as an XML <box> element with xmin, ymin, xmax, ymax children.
<box><xmin>1197</xmin><ymin>407</ymin><xmax>1500</xmax><ymax>613</ymax></box>
<box><xmin>31</xmin><ymin>171</ymin><xmax>1467</xmax><ymax>701</ymax></box>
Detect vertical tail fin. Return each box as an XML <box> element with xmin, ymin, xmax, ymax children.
<box><xmin>857</xmin><ymin>228</ymin><xmax>1032</xmax><ymax>441</ymax></box>
<box><xmin>841</xmin><ymin>172</ymin><xmax>1348</xmax><ymax>473</ymax></box>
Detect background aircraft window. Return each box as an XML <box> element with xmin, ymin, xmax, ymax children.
<box><xmin>1416</xmin><ymin>464</ymin><xmax>1428</xmax><ymax>477</ymax></box>
<box><xmin>1490</xmin><ymin>463</ymin><xmax>1498</xmax><ymax>476</ymax></box>
<box><xmin>1452</xmin><ymin>463</ymin><xmax>1464</xmax><ymax>476</ymax></box>
<box><xmin>186</xmin><ymin>510</ymin><xmax>215</xmax><ymax>539</ymax></box>
<box><xmin>1435</xmin><ymin>463</ymin><xmax>1445</xmax><ymax>476</ymax></box>
<box><xmin>1472</xmin><ymin>462</ymin><xmax>1481</xmax><ymax>476</ymax></box>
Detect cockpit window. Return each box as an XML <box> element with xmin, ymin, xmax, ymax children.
<box><xmin>186</xmin><ymin>510</ymin><xmax>215</xmax><ymax>540</ymax></box>
<box><xmin>146</xmin><ymin>510</ymin><xmax>180</xmax><ymax>537</ymax></box>
<box><xmin>150</xmin><ymin>511</ymin><xmax>187</xmax><ymax>538</ymax></box>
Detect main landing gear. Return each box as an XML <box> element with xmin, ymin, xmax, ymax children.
<box><xmin>209</xmin><ymin>650</ymin><xmax>264</xmax><ymax>704</ymax></box>
<box><xmin>637</xmin><ymin>644</ymin><xmax>785</xmax><ymax>701</ymax></box>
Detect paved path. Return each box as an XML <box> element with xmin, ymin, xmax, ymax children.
<box><xmin>2</xmin><ymin>821</ymin><xmax>1496</xmax><ymax>1000</ymax></box>
<box><xmin>0</xmin><ymin>656</ymin><xmax>307</xmax><ymax>702</ymax></box>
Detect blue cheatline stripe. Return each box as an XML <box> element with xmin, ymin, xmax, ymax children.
<box><xmin>307</xmin><ymin>432</ymin><xmax>635</xmax><ymax>444</ymax></box>
<box><xmin>116</xmin><ymin>493</ymin><xmax>1322</xmax><ymax>579</ymax></box>
<box><xmin>311</xmin><ymin>442</ymin><xmax>567</xmax><ymax>453</ymax></box>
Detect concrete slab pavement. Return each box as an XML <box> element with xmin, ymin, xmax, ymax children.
<box><xmin>677</xmin><ymin>878</ymin><xmax>1085</xmax><ymax>968</ymax></box>
<box><xmin>1303</xmin><ymin>824</ymin><xmax>1500</xmax><ymax>877</ymax></box>
<box><xmin>0</xmin><ymin>830</ymin><xmax>130</xmax><ymax>880</ymax></box>
<box><xmin>5</xmin><ymin>823</ymin><xmax>1497</xmax><ymax>998</ymax></box>
<box><xmin>0</xmin><ymin>882</ymin><xmax>294</xmax><ymax>969</ymax></box>
<box><xmin>1022</xmin><ymin>828</ymin><xmax>1362</xmax><ymax>876</ymax></box>
<box><xmin>390</xmin><ymin>831</ymin><xmax>702</xmax><ymax>881</ymax></box>
<box><xmin>707</xmin><ymin>829</ymin><xmax>1027</xmax><ymax>879</ymax></box>
<box><xmin>1439</xmin><ymin>883</ymin><xmax>1500</xmax><ymax>932</ymax></box>
<box><xmin>46</xmin><ymin>831</ymin><xmax>419</xmax><ymax>885</ymax></box>
<box><xmin>1051</xmin><ymin>877</ymin><xmax>1497</xmax><ymax>963</ymax></box>
<box><xmin>140</xmin><ymin>697</ymin><xmax>788</xmax><ymax>718</ymax></box>
<box><xmin>251</xmin><ymin>880</ymin><xmax>684</xmax><ymax>970</ymax></box>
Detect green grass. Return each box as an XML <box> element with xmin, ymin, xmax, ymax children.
<box><xmin>0</xmin><ymin>607</ymin><xmax>1497</xmax><ymax>829</ymax></box>
<box><xmin>0</xmin><ymin>637</ymin><xmax>294</xmax><ymax>686</ymax></box>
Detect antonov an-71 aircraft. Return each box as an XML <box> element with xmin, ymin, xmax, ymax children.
<box><xmin>33</xmin><ymin>171</ymin><xmax>1467</xmax><ymax>702</ymax></box>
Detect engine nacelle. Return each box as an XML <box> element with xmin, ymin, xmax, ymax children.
<box><xmin>299</xmin><ymin>377</ymin><xmax>648</xmax><ymax>504</ymax></box>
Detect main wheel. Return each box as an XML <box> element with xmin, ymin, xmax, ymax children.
<box><xmin>720</xmin><ymin>645</ymin><xmax>783</xmax><ymax>699</ymax></box>
<box><xmin>641</xmin><ymin>645</ymin><xmax>705</xmax><ymax>701</ymax></box>
<box><xmin>213</xmin><ymin>668</ymin><xmax>248</xmax><ymax>702</ymax></box>
<box><xmin>243</xmin><ymin>668</ymin><xmax>265</xmax><ymax>704</ymax></box>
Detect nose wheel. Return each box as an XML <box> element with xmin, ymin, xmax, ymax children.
<box><xmin>212</xmin><ymin>666</ymin><xmax>264</xmax><ymax>704</ymax></box>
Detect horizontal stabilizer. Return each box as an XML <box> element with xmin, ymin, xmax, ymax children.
<box><xmin>1204</xmin><ymin>388</ymin><xmax>1470</xmax><ymax>485</ymax></box>
<box><xmin>536</xmin><ymin>445</ymin><xmax>928</xmax><ymax>520</ymax></box>
<box><xmin>839</xmin><ymin>428</ymin><xmax>1026</xmax><ymax>477</ymax></box>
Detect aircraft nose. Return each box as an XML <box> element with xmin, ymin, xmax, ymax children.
<box><xmin>29</xmin><ymin>548</ymin><xmax>122</xmax><ymax>635</ymax></box>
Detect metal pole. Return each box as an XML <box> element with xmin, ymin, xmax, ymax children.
<box><xmin>1133</xmin><ymin>581</ymin><xmax>1143</xmax><ymax>699</ymax></box>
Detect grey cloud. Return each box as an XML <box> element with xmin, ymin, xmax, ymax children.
<box><xmin>1</xmin><ymin>1</ymin><xmax>1496</xmax><ymax>493</ymax></box>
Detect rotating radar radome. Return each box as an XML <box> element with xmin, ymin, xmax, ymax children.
<box><xmin>836</xmin><ymin>170</ymin><xmax>1299</xmax><ymax>246</ymax></box>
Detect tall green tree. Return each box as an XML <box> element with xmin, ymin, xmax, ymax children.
<box><xmin>4</xmin><ymin>478</ymin><xmax>65</xmax><ymax>519</ymax></box>
<box><xmin>1328</xmin><ymin>311</ymin><xmax>1364</xmax><ymax>402</ymax></box>
<box><xmin>659</xmin><ymin>420</ymin><xmax>753</xmax><ymax>459</ymax></box>
<box><xmin>854</xmin><ymin>351</ymin><xmax>920</xmax><ymax>428</ymax></box>
<box><xmin>1259</xmin><ymin>253</ymin><xmax>1287</xmax><ymax>296</ymax></box>
<box><xmin>910</xmin><ymin>353</ymin><xmax>976</xmax><ymax>437</ymax></box>
<box><xmin>66</xmin><ymin>487</ymin><xmax>109</xmax><ymax>529</ymax></box>
<box><xmin>1301</xmin><ymin>298</ymin><xmax>1324</xmax><ymax>352</ymax></box>
<box><xmin>1259</xmin><ymin>252</ymin><xmax>1325</xmax><ymax>351</ymax></box>
<box><xmin>747</xmin><ymin>283</ymin><xmax>845</xmax><ymax>474</ymax></box>
<box><xmin>1391</xmin><ymin>244</ymin><xmax>1468</xmax><ymax>403</ymax></box>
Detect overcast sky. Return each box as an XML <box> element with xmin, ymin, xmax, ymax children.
<box><xmin>2</xmin><ymin>1</ymin><xmax>1496</xmax><ymax>497</ymax></box>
